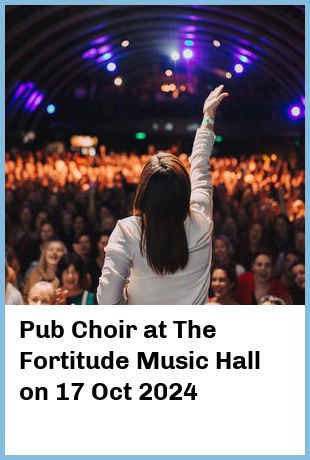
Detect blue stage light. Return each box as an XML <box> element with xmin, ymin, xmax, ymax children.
<box><xmin>183</xmin><ymin>48</ymin><xmax>193</xmax><ymax>59</ymax></box>
<box><xmin>289</xmin><ymin>105</ymin><xmax>301</xmax><ymax>118</ymax></box>
<box><xmin>239</xmin><ymin>55</ymin><xmax>249</xmax><ymax>63</ymax></box>
<box><xmin>184</xmin><ymin>40</ymin><xmax>194</xmax><ymax>46</ymax></box>
<box><xmin>47</xmin><ymin>104</ymin><xmax>56</xmax><ymax>114</ymax></box>
<box><xmin>107</xmin><ymin>62</ymin><xmax>116</xmax><ymax>72</ymax></box>
<box><xmin>234</xmin><ymin>63</ymin><xmax>244</xmax><ymax>74</ymax></box>
<box><xmin>102</xmin><ymin>52</ymin><xmax>112</xmax><ymax>60</ymax></box>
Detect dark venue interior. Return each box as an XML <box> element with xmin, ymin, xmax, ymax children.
<box><xmin>5</xmin><ymin>6</ymin><xmax>305</xmax><ymax>305</ymax></box>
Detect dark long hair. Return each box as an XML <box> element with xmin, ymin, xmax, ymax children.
<box><xmin>133</xmin><ymin>152</ymin><xmax>191</xmax><ymax>275</ymax></box>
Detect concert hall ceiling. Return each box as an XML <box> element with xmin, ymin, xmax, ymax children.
<box><xmin>5</xmin><ymin>5</ymin><xmax>305</xmax><ymax>144</ymax></box>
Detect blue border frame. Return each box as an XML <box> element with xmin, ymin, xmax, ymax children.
<box><xmin>1</xmin><ymin>1</ymin><xmax>308</xmax><ymax>458</ymax></box>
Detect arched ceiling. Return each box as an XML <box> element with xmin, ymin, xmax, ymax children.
<box><xmin>5</xmin><ymin>5</ymin><xmax>305</xmax><ymax>136</ymax></box>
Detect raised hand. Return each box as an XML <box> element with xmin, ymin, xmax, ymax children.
<box><xmin>203</xmin><ymin>84</ymin><xmax>229</xmax><ymax>120</ymax></box>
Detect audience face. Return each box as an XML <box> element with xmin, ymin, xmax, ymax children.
<box><xmin>78</xmin><ymin>235</ymin><xmax>91</xmax><ymax>257</ymax></box>
<box><xmin>62</xmin><ymin>212</ymin><xmax>73</xmax><ymax>230</ymax></box>
<box><xmin>61</xmin><ymin>264</ymin><xmax>80</xmax><ymax>292</ymax></box>
<box><xmin>274</xmin><ymin>216</ymin><xmax>289</xmax><ymax>239</ymax></box>
<box><xmin>211</xmin><ymin>268</ymin><xmax>232</xmax><ymax>301</ymax></box>
<box><xmin>252</xmin><ymin>254</ymin><xmax>273</xmax><ymax>283</ymax></box>
<box><xmin>213</xmin><ymin>239</ymin><xmax>228</xmax><ymax>264</ymax></box>
<box><xmin>40</xmin><ymin>222</ymin><xmax>54</xmax><ymax>241</ymax></box>
<box><xmin>20</xmin><ymin>207</ymin><xmax>33</xmax><ymax>226</ymax></box>
<box><xmin>97</xmin><ymin>235</ymin><xmax>109</xmax><ymax>256</ymax></box>
<box><xmin>291</xmin><ymin>263</ymin><xmax>305</xmax><ymax>289</ymax></box>
<box><xmin>45</xmin><ymin>241</ymin><xmax>66</xmax><ymax>267</ymax></box>
<box><xmin>28</xmin><ymin>283</ymin><xmax>56</xmax><ymax>305</ymax></box>
<box><xmin>295</xmin><ymin>231</ymin><xmax>305</xmax><ymax>254</ymax></box>
<box><xmin>284</xmin><ymin>252</ymin><xmax>299</xmax><ymax>276</ymax></box>
<box><xmin>249</xmin><ymin>223</ymin><xmax>263</xmax><ymax>245</ymax></box>
<box><xmin>35</xmin><ymin>211</ymin><xmax>49</xmax><ymax>230</ymax></box>
<box><xmin>73</xmin><ymin>216</ymin><xmax>85</xmax><ymax>235</ymax></box>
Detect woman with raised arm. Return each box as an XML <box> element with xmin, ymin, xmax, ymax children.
<box><xmin>97</xmin><ymin>85</ymin><xmax>229</xmax><ymax>304</ymax></box>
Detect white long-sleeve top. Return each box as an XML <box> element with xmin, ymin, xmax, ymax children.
<box><xmin>97</xmin><ymin>126</ymin><xmax>215</xmax><ymax>305</ymax></box>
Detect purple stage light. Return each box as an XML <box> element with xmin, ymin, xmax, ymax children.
<box><xmin>98</xmin><ymin>45</ymin><xmax>110</xmax><ymax>54</ymax></box>
<box><xmin>13</xmin><ymin>83</ymin><xmax>26</xmax><ymax>100</ymax></box>
<box><xmin>25</xmin><ymin>90</ymin><xmax>39</xmax><ymax>109</ymax></box>
<box><xmin>235</xmin><ymin>47</ymin><xmax>258</xmax><ymax>61</ymax></box>
<box><xmin>301</xmin><ymin>96</ymin><xmax>305</xmax><ymax>106</ymax></box>
<box><xmin>30</xmin><ymin>92</ymin><xmax>44</xmax><ymax>112</ymax></box>
<box><xmin>289</xmin><ymin>105</ymin><xmax>302</xmax><ymax>118</ymax></box>
<box><xmin>82</xmin><ymin>48</ymin><xmax>97</xmax><ymax>59</ymax></box>
<box><xmin>234</xmin><ymin>63</ymin><xmax>244</xmax><ymax>74</ymax></box>
<box><xmin>183</xmin><ymin>48</ymin><xmax>193</xmax><ymax>59</ymax></box>
<box><xmin>91</xmin><ymin>36</ymin><xmax>107</xmax><ymax>45</ymax></box>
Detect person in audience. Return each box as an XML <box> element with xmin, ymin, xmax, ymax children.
<box><xmin>233</xmin><ymin>250</ymin><xmax>291</xmax><ymax>305</ymax></box>
<box><xmin>271</xmin><ymin>214</ymin><xmax>293</xmax><ymax>255</ymax></box>
<box><xmin>23</xmin><ymin>239</ymin><xmax>67</xmax><ymax>302</ymax></box>
<box><xmin>213</xmin><ymin>235</ymin><xmax>246</xmax><ymax>277</ymax></box>
<box><xmin>290</xmin><ymin>260</ymin><xmax>305</xmax><ymax>304</ymax></box>
<box><xmin>5</xmin><ymin>263</ymin><xmax>23</xmax><ymax>304</ymax></box>
<box><xmin>73</xmin><ymin>233</ymin><xmax>99</xmax><ymax>291</ymax></box>
<box><xmin>28</xmin><ymin>281</ymin><xmax>56</xmax><ymax>305</ymax></box>
<box><xmin>95</xmin><ymin>231</ymin><xmax>111</xmax><ymax>271</ymax></box>
<box><xmin>259</xmin><ymin>295</ymin><xmax>286</xmax><ymax>305</ymax></box>
<box><xmin>57</xmin><ymin>253</ymin><xmax>95</xmax><ymax>305</ymax></box>
<box><xmin>294</xmin><ymin>230</ymin><xmax>305</xmax><ymax>258</ymax></box>
<box><xmin>209</xmin><ymin>264</ymin><xmax>239</xmax><ymax>304</ymax></box>
<box><xmin>278</xmin><ymin>248</ymin><xmax>300</xmax><ymax>287</ymax></box>
<box><xmin>238</xmin><ymin>221</ymin><xmax>267</xmax><ymax>271</ymax></box>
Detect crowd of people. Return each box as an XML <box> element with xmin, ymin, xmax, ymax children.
<box><xmin>5</xmin><ymin>145</ymin><xmax>305</xmax><ymax>305</ymax></box>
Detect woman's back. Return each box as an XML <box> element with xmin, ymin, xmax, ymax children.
<box><xmin>97</xmin><ymin>85</ymin><xmax>228</xmax><ymax>305</ymax></box>
<box><xmin>103</xmin><ymin>210</ymin><xmax>212</xmax><ymax>304</ymax></box>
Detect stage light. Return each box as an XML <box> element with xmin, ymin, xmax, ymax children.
<box><xmin>135</xmin><ymin>132</ymin><xmax>147</xmax><ymax>140</ymax></box>
<box><xmin>165</xmin><ymin>69</ymin><xmax>173</xmax><ymax>76</ymax></box>
<box><xmin>161</xmin><ymin>84</ymin><xmax>170</xmax><ymax>92</ymax></box>
<box><xmin>152</xmin><ymin>123</ymin><xmax>159</xmax><ymax>130</ymax></box>
<box><xmin>171</xmin><ymin>51</ymin><xmax>180</xmax><ymax>61</ymax></box>
<box><xmin>301</xmin><ymin>96</ymin><xmax>305</xmax><ymax>106</ymax></box>
<box><xmin>213</xmin><ymin>40</ymin><xmax>221</xmax><ymax>47</ymax></box>
<box><xmin>82</xmin><ymin>48</ymin><xmax>97</xmax><ymax>59</ymax></box>
<box><xmin>172</xmin><ymin>90</ymin><xmax>179</xmax><ymax>99</ymax></box>
<box><xmin>30</xmin><ymin>92</ymin><xmax>45</xmax><ymax>112</ymax></box>
<box><xmin>239</xmin><ymin>55</ymin><xmax>249</xmax><ymax>63</ymax></box>
<box><xmin>98</xmin><ymin>45</ymin><xmax>110</xmax><ymax>54</ymax></box>
<box><xmin>225</xmin><ymin>72</ymin><xmax>232</xmax><ymax>79</ymax></box>
<box><xmin>107</xmin><ymin>62</ymin><xmax>116</xmax><ymax>72</ymax></box>
<box><xmin>271</xmin><ymin>154</ymin><xmax>277</xmax><ymax>161</ymax></box>
<box><xmin>47</xmin><ymin>104</ymin><xmax>55</xmax><ymax>114</ymax></box>
<box><xmin>121</xmin><ymin>40</ymin><xmax>130</xmax><ymax>47</ymax></box>
<box><xmin>290</xmin><ymin>105</ymin><xmax>301</xmax><ymax>118</ymax></box>
<box><xmin>179</xmin><ymin>85</ymin><xmax>186</xmax><ymax>92</ymax></box>
<box><xmin>169</xmin><ymin>84</ymin><xmax>176</xmax><ymax>91</ymax></box>
<box><xmin>102</xmin><ymin>52</ymin><xmax>112</xmax><ymax>60</ymax></box>
<box><xmin>165</xmin><ymin>122</ymin><xmax>173</xmax><ymax>131</ymax></box>
<box><xmin>215</xmin><ymin>135</ymin><xmax>223</xmax><ymax>142</ymax></box>
<box><xmin>184</xmin><ymin>40</ymin><xmax>194</xmax><ymax>46</ymax></box>
<box><xmin>183</xmin><ymin>48</ymin><xmax>193</xmax><ymax>59</ymax></box>
<box><xmin>91</xmin><ymin>36</ymin><xmax>107</xmax><ymax>45</ymax></box>
<box><xmin>295</xmin><ymin>140</ymin><xmax>300</xmax><ymax>147</ymax></box>
<box><xmin>114</xmin><ymin>77</ymin><xmax>123</xmax><ymax>86</ymax></box>
<box><xmin>234</xmin><ymin>64</ymin><xmax>244</xmax><ymax>74</ymax></box>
